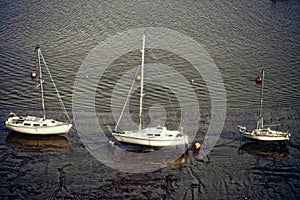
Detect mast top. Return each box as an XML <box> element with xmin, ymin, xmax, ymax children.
<box><xmin>35</xmin><ymin>45</ymin><xmax>40</xmax><ymax>51</ymax></box>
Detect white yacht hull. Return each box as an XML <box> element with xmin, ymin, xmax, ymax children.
<box><xmin>113</xmin><ymin>133</ymin><xmax>187</xmax><ymax>147</ymax></box>
<box><xmin>238</xmin><ymin>126</ymin><xmax>290</xmax><ymax>142</ymax></box>
<box><xmin>111</xmin><ymin>126</ymin><xmax>187</xmax><ymax>147</ymax></box>
<box><xmin>5</xmin><ymin>115</ymin><xmax>72</xmax><ymax>135</ymax></box>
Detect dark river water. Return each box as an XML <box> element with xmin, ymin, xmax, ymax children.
<box><xmin>1</xmin><ymin>0</ymin><xmax>300</xmax><ymax>199</ymax></box>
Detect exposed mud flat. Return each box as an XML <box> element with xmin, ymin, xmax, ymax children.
<box><xmin>1</xmin><ymin>107</ymin><xmax>300</xmax><ymax>199</ymax></box>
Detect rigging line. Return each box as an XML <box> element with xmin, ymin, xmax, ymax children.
<box><xmin>114</xmin><ymin>65</ymin><xmax>141</xmax><ymax>132</ymax></box>
<box><xmin>39</xmin><ymin>50</ymin><xmax>72</xmax><ymax>123</ymax></box>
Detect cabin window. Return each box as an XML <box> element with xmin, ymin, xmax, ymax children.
<box><xmin>155</xmin><ymin>134</ymin><xmax>160</xmax><ymax>136</ymax></box>
<box><xmin>147</xmin><ymin>134</ymin><xmax>153</xmax><ymax>136</ymax></box>
<box><xmin>12</xmin><ymin>119</ymin><xmax>24</xmax><ymax>124</ymax></box>
<box><xmin>33</xmin><ymin>124</ymin><xmax>40</xmax><ymax>126</ymax></box>
<box><xmin>51</xmin><ymin>121</ymin><xmax>55</xmax><ymax>123</ymax></box>
<box><xmin>24</xmin><ymin>123</ymin><xmax>31</xmax><ymax>126</ymax></box>
<box><xmin>43</xmin><ymin>124</ymin><xmax>47</xmax><ymax>126</ymax></box>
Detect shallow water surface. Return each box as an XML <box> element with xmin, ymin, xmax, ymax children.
<box><xmin>1</xmin><ymin>0</ymin><xmax>300</xmax><ymax>199</ymax></box>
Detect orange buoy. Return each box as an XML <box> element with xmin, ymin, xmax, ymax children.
<box><xmin>31</xmin><ymin>72</ymin><xmax>37</xmax><ymax>80</ymax></box>
<box><xmin>193</xmin><ymin>142</ymin><xmax>201</xmax><ymax>155</ymax></box>
<box><xmin>255</xmin><ymin>76</ymin><xmax>262</xmax><ymax>84</ymax></box>
<box><xmin>193</xmin><ymin>142</ymin><xmax>201</xmax><ymax>150</ymax></box>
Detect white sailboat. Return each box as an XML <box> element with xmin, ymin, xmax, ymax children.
<box><xmin>5</xmin><ymin>46</ymin><xmax>72</xmax><ymax>135</ymax></box>
<box><xmin>238</xmin><ymin>69</ymin><xmax>290</xmax><ymax>141</ymax></box>
<box><xmin>109</xmin><ymin>35</ymin><xmax>188</xmax><ymax>147</ymax></box>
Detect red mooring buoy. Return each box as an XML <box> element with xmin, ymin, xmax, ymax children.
<box><xmin>31</xmin><ymin>72</ymin><xmax>37</xmax><ymax>80</ymax></box>
<box><xmin>255</xmin><ymin>76</ymin><xmax>262</xmax><ymax>84</ymax></box>
<box><xmin>193</xmin><ymin>142</ymin><xmax>201</xmax><ymax>150</ymax></box>
<box><xmin>193</xmin><ymin>142</ymin><xmax>201</xmax><ymax>155</ymax></box>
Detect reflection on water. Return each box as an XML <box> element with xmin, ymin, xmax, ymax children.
<box><xmin>111</xmin><ymin>141</ymin><xmax>161</xmax><ymax>153</ymax></box>
<box><xmin>6</xmin><ymin>133</ymin><xmax>70</xmax><ymax>153</ymax></box>
<box><xmin>238</xmin><ymin>142</ymin><xmax>289</xmax><ymax>158</ymax></box>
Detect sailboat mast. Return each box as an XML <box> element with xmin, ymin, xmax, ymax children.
<box><xmin>139</xmin><ymin>35</ymin><xmax>145</xmax><ymax>131</ymax></box>
<box><xmin>37</xmin><ymin>47</ymin><xmax>46</xmax><ymax>120</ymax></box>
<box><xmin>258</xmin><ymin>69</ymin><xmax>264</xmax><ymax>129</ymax></box>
